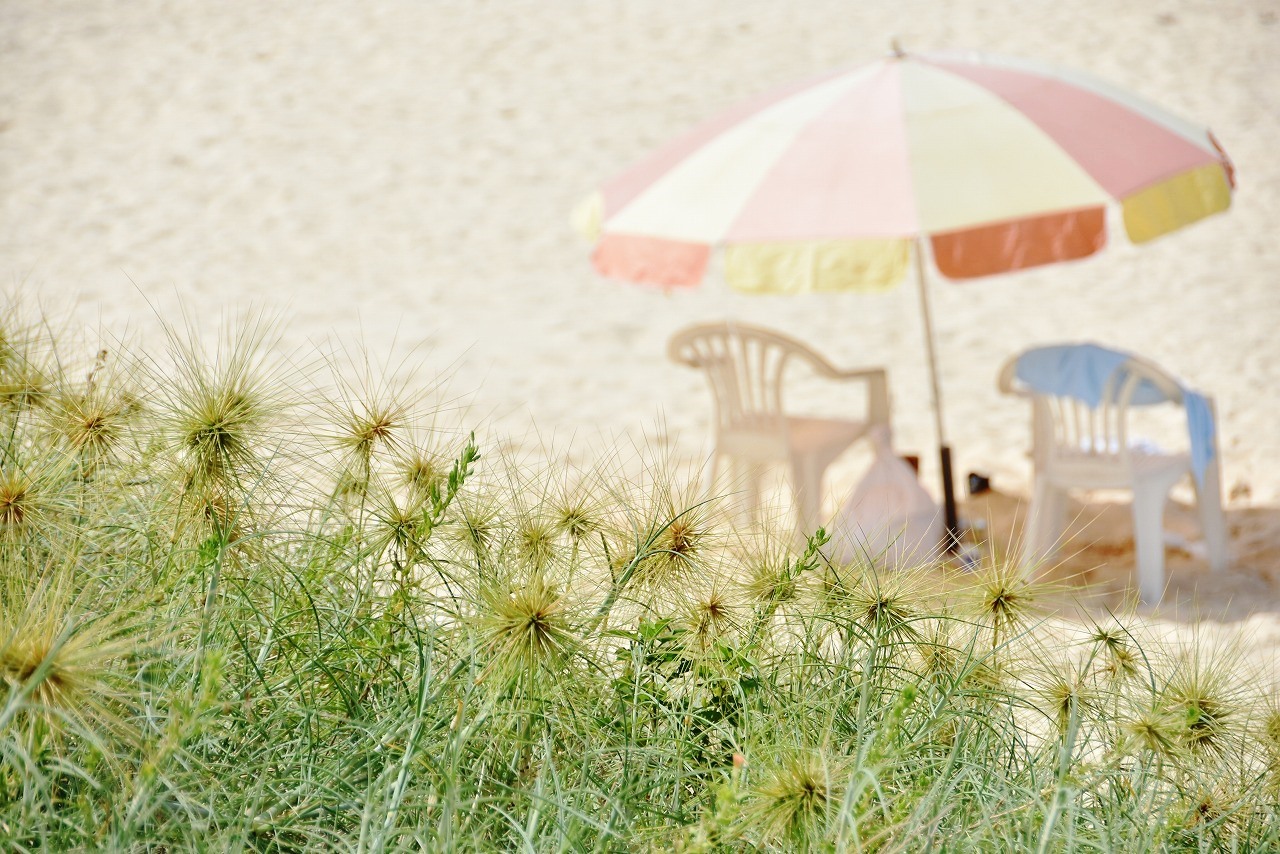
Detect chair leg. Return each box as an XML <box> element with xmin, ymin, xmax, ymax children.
<box><xmin>724</xmin><ymin>458</ymin><xmax>754</xmax><ymax>527</ymax></box>
<box><xmin>1131</xmin><ymin>483</ymin><xmax>1170</xmax><ymax>605</ymax></box>
<box><xmin>1194</xmin><ymin>464</ymin><xmax>1230</xmax><ymax>573</ymax></box>
<box><xmin>1024</xmin><ymin>478</ymin><xmax>1067</xmax><ymax>570</ymax></box>
<box><xmin>744</xmin><ymin>463</ymin><xmax>765</xmax><ymax>528</ymax></box>
<box><xmin>791</xmin><ymin>455</ymin><xmax>822</xmax><ymax>540</ymax></box>
<box><xmin>704</xmin><ymin>450</ymin><xmax>722</xmax><ymax>502</ymax></box>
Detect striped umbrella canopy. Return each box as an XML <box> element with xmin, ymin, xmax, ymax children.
<box><xmin>577</xmin><ymin>46</ymin><xmax>1235</xmax><ymax>541</ymax></box>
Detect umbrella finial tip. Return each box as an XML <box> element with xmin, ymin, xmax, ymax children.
<box><xmin>890</xmin><ymin>37</ymin><xmax>906</xmax><ymax>58</ymax></box>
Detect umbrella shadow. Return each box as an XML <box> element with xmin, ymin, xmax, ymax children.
<box><xmin>962</xmin><ymin>488</ymin><xmax>1280</xmax><ymax>623</ymax></box>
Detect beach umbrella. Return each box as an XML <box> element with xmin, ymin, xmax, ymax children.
<box><xmin>576</xmin><ymin>46</ymin><xmax>1235</xmax><ymax>547</ymax></box>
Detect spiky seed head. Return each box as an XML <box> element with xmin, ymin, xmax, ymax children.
<box><xmin>966</xmin><ymin>563</ymin><xmax>1039</xmax><ymax>646</ymax></box>
<box><xmin>476</xmin><ymin>574</ymin><xmax>578</xmax><ymax>682</ymax></box>
<box><xmin>332</xmin><ymin>468</ymin><xmax>371</xmax><ymax>504</ymax></box>
<box><xmin>553</xmin><ymin>497</ymin><xmax>598</xmax><ymax>543</ymax></box>
<box><xmin>1168</xmin><ymin>682</ymin><xmax>1234</xmax><ymax>757</ymax></box>
<box><xmin>649</xmin><ymin>510</ymin><xmax>710</xmax><ymax>580</ymax></box>
<box><xmin>915</xmin><ymin>619</ymin><xmax>963</xmax><ymax>685</ymax></box>
<box><xmin>367</xmin><ymin>487</ymin><xmax>427</xmax><ymax>563</ymax></box>
<box><xmin>0</xmin><ymin>356</ymin><xmax>49</xmax><ymax>411</ymax></box>
<box><xmin>1257</xmin><ymin>702</ymin><xmax>1280</xmax><ymax>786</ymax></box>
<box><xmin>742</xmin><ymin>555</ymin><xmax>798</xmax><ymax>607</ymax></box>
<box><xmin>1157</xmin><ymin>645</ymin><xmax>1248</xmax><ymax>759</ymax></box>
<box><xmin>331</xmin><ymin>398</ymin><xmax>409</xmax><ymax>477</ymax></box>
<box><xmin>514</xmin><ymin>517</ymin><xmax>557</xmax><ymax>571</ymax></box>
<box><xmin>1035</xmin><ymin>659</ymin><xmax>1094</xmax><ymax>733</ymax></box>
<box><xmin>0</xmin><ymin>468</ymin><xmax>37</xmax><ymax>529</ymax></box>
<box><xmin>46</xmin><ymin>386</ymin><xmax>138</xmax><ymax>474</ymax></box>
<box><xmin>731</xmin><ymin>531</ymin><xmax>798</xmax><ymax>606</ymax></box>
<box><xmin>451</xmin><ymin>499</ymin><xmax>499</xmax><ymax>560</ymax></box>
<box><xmin>749</xmin><ymin>750</ymin><xmax>842</xmax><ymax>846</ymax></box>
<box><xmin>0</xmin><ymin>463</ymin><xmax>66</xmax><ymax>544</ymax></box>
<box><xmin>1109</xmin><ymin>647</ymin><xmax>1140</xmax><ymax>681</ymax></box>
<box><xmin>0</xmin><ymin>568</ymin><xmax>144</xmax><ymax>744</ymax></box>
<box><xmin>1092</xmin><ymin>626</ymin><xmax>1141</xmax><ymax>682</ymax></box>
<box><xmin>620</xmin><ymin>503</ymin><xmax>715</xmax><ymax>594</ymax></box>
<box><xmin>842</xmin><ymin>565</ymin><xmax>932</xmax><ymax>643</ymax></box>
<box><xmin>1122</xmin><ymin>706</ymin><xmax>1184</xmax><ymax>758</ymax></box>
<box><xmin>167</xmin><ymin>377</ymin><xmax>270</xmax><ymax>492</ymax></box>
<box><xmin>682</xmin><ymin>583</ymin><xmax>740</xmax><ymax>653</ymax></box>
<box><xmin>1179</xmin><ymin>784</ymin><xmax>1247</xmax><ymax>838</ymax></box>
<box><xmin>399</xmin><ymin>450</ymin><xmax>442</xmax><ymax>497</ymax></box>
<box><xmin>1260</xmin><ymin>705</ymin><xmax>1280</xmax><ymax>761</ymax></box>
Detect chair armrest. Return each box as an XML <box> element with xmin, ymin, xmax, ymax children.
<box><xmin>996</xmin><ymin>356</ymin><xmax>1030</xmax><ymax>397</ymax></box>
<box><xmin>817</xmin><ymin>365</ymin><xmax>891</xmax><ymax>429</ymax></box>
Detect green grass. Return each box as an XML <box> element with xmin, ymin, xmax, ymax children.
<box><xmin>2</xmin><ymin>306</ymin><xmax>1279</xmax><ymax>851</ymax></box>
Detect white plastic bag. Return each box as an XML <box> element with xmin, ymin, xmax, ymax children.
<box><xmin>830</xmin><ymin>427</ymin><xmax>942</xmax><ymax>568</ymax></box>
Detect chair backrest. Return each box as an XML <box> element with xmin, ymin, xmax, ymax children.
<box><xmin>997</xmin><ymin>348</ymin><xmax>1186</xmax><ymax>477</ymax></box>
<box><xmin>668</xmin><ymin>323</ymin><xmax>833</xmax><ymax>437</ymax></box>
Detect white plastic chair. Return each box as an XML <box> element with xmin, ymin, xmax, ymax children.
<box><xmin>997</xmin><ymin>348</ymin><xmax>1228</xmax><ymax>604</ymax></box>
<box><xmin>668</xmin><ymin>322</ymin><xmax>891</xmax><ymax>535</ymax></box>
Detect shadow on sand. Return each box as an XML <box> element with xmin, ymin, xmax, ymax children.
<box><xmin>962</xmin><ymin>489</ymin><xmax>1280</xmax><ymax>624</ymax></box>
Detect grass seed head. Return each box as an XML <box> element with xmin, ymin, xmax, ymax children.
<box><xmin>966</xmin><ymin>562</ymin><xmax>1041</xmax><ymax>646</ymax></box>
<box><xmin>1034</xmin><ymin>657</ymin><xmax>1095</xmax><ymax>734</ymax></box>
<box><xmin>915</xmin><ymin>618</ymin><xmax>965</xmax><ymax>686</ymax></box>
<box><xmin>366</xmin><ymin>484</ymin><xmax>428</xmax><ymax>564</ymax></box>
<box><xmin>1259</xmin><ymin>702</ymin><xmax>1280</xmax><ymax>763</ymax></box>
<box><xmin>1121</xmin><ymin>706</ymin><xmax>1186</xmax><ymax>759</ymax></box>
<box><xmin>0</xmin><ymin>354</ymin><xmax>50</xmax><ymax>412</ymax></box>
<box><xmin>681</xmin><ymin>582</ymin><xmax>741</xmax><ymax>653</ymax></box>
<box><xmin>450</xmin><ymin>496</ymin><xmax>501</xmax><ymax>563</ymax></box>
<box><xmin>398</xmin><ymin>448</ymin><xmax>444</xmax><ymax>497</ymax></box>
<box><xmin>49</xmin><ymin>390</ymin><xmax>132</xmax><ymax>466</ymax></box>
<box><xmin>173</xmin><ymin>382</ymin><xmax>264</xmax><ymax>480</ymax></box>
<box><xmin>650</xmin><ymin>503</ymin><xmax>712</xmax><ymax>578</ymax></box>
<box><xmin>513</xmin><ymin>516</ymin><xmax>558</xmax><ymax>571</ymax></box>
<box><xmin>1089</xmin><ymin>624</ymin><xmax>1143</xmax><ymax>682</ymax></box>
<box><xmin>748</xmin><ymin>749</ymin><xmax>842</xmax><ymax>846</ymax></box>
<box><xmin>1163</xmin><ymin>652</ymin><xmax>1242</xmax><ymax>758</ymax></box>
<box><xmin>737</xmin><ymin>534</ymin><xmax>798</xmax><ymax>606</ymax></box>
<box><xmin>620</xmin><ymin>492</ymin><xmax>717</xmax><ymax>595</ymax></box>
<box><xmin>0</xmin><ymin>459</ymin><xmax>70</xmax><ymax>546</ymax></box>
<box><xmin>43</xmin><ymin>350</ymin><xmax>143</xmax><ymax>476</ymax></box>
<box><xmin>1</xmin><ymin>565</ymin><xmax>146</xmax><ymax>746</ymax></box>
<box><xmin>840</xmin><ymin>564</ymin><xmax>933</xmax><ymax>643</ymax></box>
<box><xmin>476</xmin><ymin>573</ymin><xmax>578</xmax><ymax>683</ymax></box>
<box><xmin>553</xmin><ymin>494</ymin><xmax>600</xmax><ymax>544</ymax></box>
<box><xmin>338</xmin><ymin>402</ymin><xmax>403</xmax><ymax>468</ymax></box>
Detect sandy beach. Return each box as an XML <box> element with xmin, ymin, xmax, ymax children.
<box><xmin>3</xmin><ymin>2</ymin><xmax>1280</xmax><ymax>655</ymax></box>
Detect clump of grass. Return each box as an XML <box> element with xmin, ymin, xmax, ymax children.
<box><xmin>1</xmin><ymin>298</ymin><xmax>1278</xmax><ymax>852</ymax></box>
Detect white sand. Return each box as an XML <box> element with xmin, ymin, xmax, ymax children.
<box><xmin>3</xmin><ymin>1</ymin><xmax>1280</xmax><ymax>653</ymax></box>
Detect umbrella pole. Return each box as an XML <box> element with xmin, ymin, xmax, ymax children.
<box><xmin>913</xmin><ymin>238</ymin><xmax>961</xmax><ymax>552</ymax></box>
